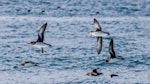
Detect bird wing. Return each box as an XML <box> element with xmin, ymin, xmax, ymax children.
<box><xmin>37</xmin><ymin>23</ymin><xmax>47</xmax><ymax>42</ymax></box>
<box><xmin>97</xmin><ymin>37</ymin><xmax>102</xmax><ymax>55</ymax></box>
<box><xmin>94</xmin><ymin>18</ymin><xmax>101</xmax><ymax>31</ymax></box>
<box><xmin>109</xmin><ymin>39</ymin><xmax>116</xmax><ymax>58</ymax></box>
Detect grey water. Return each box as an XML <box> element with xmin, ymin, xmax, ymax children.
<box><xmin>0</xmin><ymin>0</ymin><xmax>150</xmax><ymax>84</ymax></box>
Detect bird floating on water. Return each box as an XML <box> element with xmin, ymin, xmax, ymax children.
<box><xmin>87</xmin><ymin>68</ymin><xmax>103</xmax><ymax>76</ymax></box>
<box><xmin>20</xmin><ymin>61</ymin><xmax>39</xmax><ymax>67</ymax></box>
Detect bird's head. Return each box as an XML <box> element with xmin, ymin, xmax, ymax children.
<box><xmin>29</xmin><ymin>41</ymin><xmax>36</xmax><ymax>45</ymax></box>
<box><xmin>89</xmin><ymin>31</ymin><xmax>95</xmax><ymax>34</ymax></box>
<box><xmin>105</xmin><ymin>58</ymin><xmax>110</xmax><ymax>62</ymax></box>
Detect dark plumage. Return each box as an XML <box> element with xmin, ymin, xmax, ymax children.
<box><xmin>87</xmin><ymin>68</ymin><xmax>103</xmax><ymax>76</ymax></box>
<box><xmin>109</xmin><ymin>39</ymin><xmax>116</xmax><ymax>58</ymax></box>
<box><xmin>21</xmin><ymin>61</ymin><xmax>38</xmax><ymax>66</ymax></box>
<box><xmin>110</xmin><ymin>74</ymin><xmax>119</xmax><ymax>78</ymax></box>
<box><xmin>37</xmin><ymin>23</ymin><xmax>47</xmax><ymax>42</ymax></box>
<box><xmin>106</xmin><ymin>39</ymin><xmax>124</xmax><ymax>62</ymax></box>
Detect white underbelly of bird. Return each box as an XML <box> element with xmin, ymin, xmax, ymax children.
<box><xmin>108</xmin><ymin>58</ymin><xmax>123</xmax><ymax>63</ymax></box>
<box><xmin>33</xmin><ymin>42</ymin><xmax>50</xmax><ymax>49</ymax></box>
<box><xmin>90</xmin><ymin>31</ymin><xmax>109</xmax><ymax>37</ymax></box>
<box><xmin>21</xmin><ymin>63</ymin><xmax>37</xmax><ymax>67</ymax></box>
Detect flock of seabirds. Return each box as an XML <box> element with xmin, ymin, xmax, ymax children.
<box><xmin>20</xmin><ymin>18</ymin><xmax>124</xmax><ymax>78</ymax></box>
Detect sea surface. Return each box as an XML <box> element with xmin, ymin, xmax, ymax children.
<box><xmin>0</xmin><ymin>0</ymin><xmax>150</xmax><ymax>84</ymax></box>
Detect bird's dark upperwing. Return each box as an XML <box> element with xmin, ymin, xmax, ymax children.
<box><xmin>37</xmin><ymin>23</ymin><xmax>47</xmax><ymax>42</ymax></box>
<box><xmin>109</xmin><ymin>39</ymin><xmax>116</xmax><ymax>58</ymax></box>
<box><xmin>92</xmin><ymin>68</ymin><xmax>99</xmax><ymax>73</ymax></box>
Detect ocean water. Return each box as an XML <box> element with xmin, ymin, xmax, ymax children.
<box><xmin>0</xmin><ymin>0</ymin><xmax>150</xmax><ymax>84</ymax></box>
